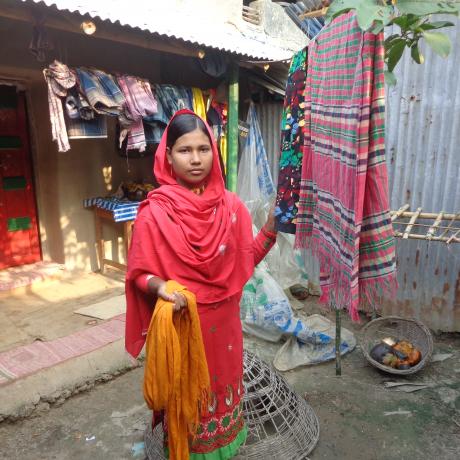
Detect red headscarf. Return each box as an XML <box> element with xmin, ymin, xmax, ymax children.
<box><xmin>125</xmin><ymin>109</ymin><xmax>254</xmax><ymax>357</ymax></box>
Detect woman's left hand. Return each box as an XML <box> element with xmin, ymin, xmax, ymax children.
<box><xmin>172</xmin><ymin>291</ymin><xmax>188</xmax><ymax>312</ymax></box>
<box><xmin>264</xmin><ymin>203</ymin><xmax>278</xmax><ymax>234</ymax></box>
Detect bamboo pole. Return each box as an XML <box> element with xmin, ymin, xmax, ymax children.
<box><xmin>438</xmin><ymin>213</ymin><xmax>460</xmax><ymax>239</ymax></box>
<box><xmin>447</xmin><ymin>228</ymin><xmax>460</xmax><ymax>244</ymax></box>
<box><xmin>403</xmin><ymin>207</ymin><xmax>422</xmax><ymax>239</ymax></box>
<box><xmin>335</xmin><ymin>309</ymin><xmax>341</xmax><ymax>376</ymax></box>
<box><xmin>391</xmin><ymin>211</ymin><xmax>460</xmax><ymax>220</ymax></box>
<box><xmin>427</xmin><ymin>211</ymin><xmax>444</xmax><ymax>239</ymax></box>
<box><xmin>393</xmin><ymin>232</ymin><xmax>460</xmax><ymax>243</ymax></box>
<box><xmin>299</xmin><ymin>6</ymin><xmax>329</xmax><ymax>19</ymax></box>
<box><xmin>226</xmin><ymin>62</ymin><xmax>239</xmax><ymax>193</ymax></box>
<box><xmin>391</xmin><ymin>204</ymin><xmax>410</xmax><ymax>222</ymax></box>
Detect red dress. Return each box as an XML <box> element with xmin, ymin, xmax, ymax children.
<box><xmin>125</xmin><ymin>110</ymin><xmax>276</xmax><ymax>459</ymax></box>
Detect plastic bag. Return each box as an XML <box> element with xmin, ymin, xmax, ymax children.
<box><xmin>241</xmin><ymin>260</ymin><xmax>332</xmax><ymax>345</ymax></box>
<box><xmin>273</xmin><ymin>316</ymin><xmax>356</xmax><ymax>371</ymax></box>
<box><xmin>237</xmin><ymin>104</ymin><xmax>308</xmax><ymax>288</ymax></box>
<box><xmin>237</xmin><ymin>104</ymin><xmax>274</xmax><ymax>215</ymax></box>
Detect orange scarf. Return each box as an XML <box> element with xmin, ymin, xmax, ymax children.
<box><xmin>143</xmin><ymin>281</ymin><xmax>210</xmax><ymax>460</ymax></box>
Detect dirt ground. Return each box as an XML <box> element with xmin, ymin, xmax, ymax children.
<box><xmin>0</xmin><ymin>270</ymin><xmax>125</xmax><ymax>353</ymax></box>
<box><xmin>0</xmin><ymin>298</ymin><xmax>459</xmax><ymax>460</ymax></box>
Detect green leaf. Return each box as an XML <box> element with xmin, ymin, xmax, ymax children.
<box><xmin>392</xmin><ymin>13</ymin><xmax>421</xmax><ymax>29</ymax></box>
<box><xmin>384</xmin><ymin>70</ymin><xmax>397</xmax><ymax>86</ymax></box>
<box><xmin>385</xmin><ymin>34</ymin><xmax>401</xmax><ymax>46</ymax></box>
<box><xmin>397</xmin><ymin>0</ymin><xmax>459</xmax><ymax>16</ymax></box>
<box><xmin>324</xmin><ymin>0</ymin><xmax>355</xmax><ymax>23</ymax></box>
<box><xmin>386</xmin><ymin>39</ymin><xmax>407</xmax><ymax>72</ymax></box>
<box><xmin>419</xmin><ymin>21</ymin><xmax>455</xmax><ymax>30</ymax></box>
<box><xmin>325</xmin><ymin>0</ymin><xmax>394</xmax><ymax>30</ymax></box>
<box><xmin>356</xmin><ymin>2</ymin><xmax>393</xmax><ymax>30</ymax></box>
<box><xmin>422</xmin><ymin>31</ymin><xmax>452</xmax><ymax>58</ymax></box>
<box><xmin>410</xmin><ymin>43</ymin><xmax>424</xmax><ymax>64</ymax></box>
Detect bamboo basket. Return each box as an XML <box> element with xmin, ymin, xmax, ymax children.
<box><xmin>361</xmin><ymin>316</ymin><xmax>433</xmax><ymax>375</ymax></box>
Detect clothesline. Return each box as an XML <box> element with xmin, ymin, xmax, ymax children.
<box><xmin>43</xmin><ymin>60</ymin><xmax>228</xmax><ymax>160</ymax></box>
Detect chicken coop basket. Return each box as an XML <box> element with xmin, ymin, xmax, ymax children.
<box><xmin>145</xmin><ymin>349</ymin><xmax>320</xmax><ymax>459</ymax></box>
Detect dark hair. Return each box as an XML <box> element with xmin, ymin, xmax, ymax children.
<box><xmin>166</xmin><ymin>113</ymin><xmax>212</xmax><ymax>148</ymax></box>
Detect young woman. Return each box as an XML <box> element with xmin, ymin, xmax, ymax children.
<box><xmin>125</xmin><ymin>109</ymin><xmax>277</xmax><ymax>459</ymax></box>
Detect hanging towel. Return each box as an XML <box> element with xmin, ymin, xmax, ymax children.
<box><xmin>274</xmin><ymin>49</ymin><xmax>307</xmax><ymax>234</ymax></box>
<box><xmin>43</xmin><ymin>60</ymin><xmax>76</xmax><ymax>152</ymax></box>
<box><xmin>65</xmin><ymin>88</ymin><xmax>107</xmax><ymax>139</ymax></box>
<box><xmin>143</xmin><ymin>85</ymin><xmax>193</xmax><ymax>144</ymax></box>
<box><xmin>76</xmin><ymin>68</ymin><xmax>132</xmax><ymax>129</ymax></box>
<box><xmin>65</xmin><ymin>88</ymin><xmax>94</xmax><ymax>120</ymax></box>
<box><xmin>117</xmin><ymin>76</ymin><xmax>157</xmax><ymax>152</ymax></box>
<box><xmin>66</xmin><ymin>116</ymin><xmax>107</xmax><ymax>139</ymax></box>
<box><xmin>191</xmin><ymin>87</ymin><xmax>206</xmax><ymax>119</ymax></box>
<box><xmin>295</xmin><ymin>12</ymin><xmax>396</xmax><ymax>320</ymax></box>
<box><xmin>143</xmin><ymin>281</ymin><xmax>210</xmax><ymax>460</ymax></box>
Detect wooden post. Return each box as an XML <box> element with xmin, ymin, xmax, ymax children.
<box><xmin>94</xmin><ymin>208</ymin><xmax>105</xmax><ymax>273</ymax></box>
<box><xmin>335</xmin><ymin>309</ymin><xmax>342</xmax><ymax>376</ymax></box>
<box><xmin>226</xmin><ymin>62</ymin><xmax>239</xmax><ymax>192</ymax></box>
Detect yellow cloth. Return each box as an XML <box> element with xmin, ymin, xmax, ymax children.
<box><xmin>192</xmin><ymin>88</ymin><xmax>207</xmax><ymax>119</ymax></box>
<box><xmin>220</xmin><ymin>133</ymin><xmax>227</xmax><ymax>173</ymax></box>
<box><xmin>144</xmin><ymin>281</ymin><xmax>210</xmax><ymax>460</ymax></box>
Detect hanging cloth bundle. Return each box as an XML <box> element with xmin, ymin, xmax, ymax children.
<box><xmin>274</xmin><ymin>49</ymin><xmax>308</xmax><ymax>234</ymax></box>
<box><xmin>143</xmin><ymin>281</ymin><xmax>210</xmax><ymax>460</ymax></box>
<box><xmin>43</xmin><ymin>60</ymin><xmax>76</xmax><ymax>152</ymax></box>
<box><xmin>295</xmin><ymin>12</ymin><xmax>397</xmax><ymax>320</ymax></box>
<box><xmin>117</xmin><ymin>75</ymin><xmax>158</xmax><ymax>152</ymax></box>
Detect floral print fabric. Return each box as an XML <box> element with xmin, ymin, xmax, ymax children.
<box><xmin>274</xmin><ymin>48</ymin><xmax>307</xmax><ymax>234</ymax></box>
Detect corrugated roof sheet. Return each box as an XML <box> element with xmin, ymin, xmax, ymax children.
<box><xmin>21</xmin><ymin>0</ymin><xmax>300</xmax><ymax>61</ymax></box>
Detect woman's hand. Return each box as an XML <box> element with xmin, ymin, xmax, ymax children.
<box><xmin>264</xmin><ymin>203</ymin><xmax>278</xmax><ymax>234</ymax></box>
<box><xmin>148</xmin><ymin>277</ymin><xmax>188</xmax><ymax>312</ymax></box>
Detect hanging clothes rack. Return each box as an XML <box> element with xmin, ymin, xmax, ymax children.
<box><xmin>391</xmin><ymin>205</ymin><xmax>460</xmax><ymax>244</ymax></box>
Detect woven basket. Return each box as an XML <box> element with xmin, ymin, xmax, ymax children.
<box><xmin>144</xmin><ymin>350</ymin><xmax>319</xmax><ymax>459</ymax></box>
<box><xmin>361</xmin><ymin>316</ymin><xmax>433</xmax><ymax>375</ymax></box>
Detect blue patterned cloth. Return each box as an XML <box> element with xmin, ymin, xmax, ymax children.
<box><xmin>143</xmin><ymin>84</ymin><xmax>193</xmax><ymax>144</ymax></box>
<box><xmin>247</xmin><ymin>104</ymin><xmax>275</xmax><ymax>199</ymax></box>
<box><xmin>76</xmin><ymin>68</ymin><xmax>131</xmax><ymax>127</ymax></box>
<box><xmin>83</xmin><ymin>197</ymin><xmax>140</xmax><ymax>222</ymax></box>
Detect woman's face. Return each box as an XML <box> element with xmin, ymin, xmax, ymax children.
<box><xmin>166</xmin><ymin>128</ymin><xmax>213</xmax><ymax>188</ymax></box>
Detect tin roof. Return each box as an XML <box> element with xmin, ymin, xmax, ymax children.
<box><xmin>22</xmin><ymin>0</ymin><xmax>301</xmax><ymax>61</ymax></box>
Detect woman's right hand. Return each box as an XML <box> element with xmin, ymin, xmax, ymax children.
<box><xmin>149</xmin><ymin>277</ymin><xmax>187</xmax><ymax>312</ymax></box>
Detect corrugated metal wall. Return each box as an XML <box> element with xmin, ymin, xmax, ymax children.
<box><xmin>256</xmin><ymin>102</ymin><xmax>283</xmax><ymax>184</ymax></box>
<box><xmin>257</xmin><ymin>17</ymin><xmax>460</xmax><ymax>331</ymax></box>
<box><xmin>385</xmin><ymin>18</ymin><xmax>460</xmax><ymax>331</ymax></box>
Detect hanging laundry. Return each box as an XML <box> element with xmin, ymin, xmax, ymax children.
<box><xmin>274</xmin><ymin>48</ymin><xmax>307</xmax><ymax>234</ymax></box>
<box><xmin>65</xmin><ymin>87</ymin><xmax>107</xmax><ymax>139</ymax></box>
<box><xmin>219</xmin><ymin>132</ymin><xmax>227</xmax><ymax>173</ymax></box>
<box><xmin>191</xmin><ymin>87</ymin><xmax>206</xmax><ymax>119</ymax></box>
<box><xmin>117</xmin><ymin>76</ymin><xmax>157</xmax><ymax>152</ymax></box>
<box><xmin>43</xmin><ymin>60</ymin><xmax>76</xmax><ymax>152</ymax></box>
<box><xmin>295</xmin><ymin>12</ymin><xmax>396</xmax><ymax>320</ymax></box>
<box><xmin>66</xmin><ymin>114</ymin><xmax>107</xmax><ymax>139</ymax></box>
<box><xmin>65</xmin><ymin>86</ymin><xmax>94</xmax><ymax>120</ymax></box>
<box><xmin>75</xmin><ymin>68</ymin><xmax>132</xmax><ymax>130</ymax></box>
<box><xmin>143</xmin><ymin>84</ymin><xmax>192</xmax><ymax>144</ymax></box>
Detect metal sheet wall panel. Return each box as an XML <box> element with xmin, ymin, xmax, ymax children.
<box><xmin>385</xmin><ymin>18</ymin><xmax>460</xmax><ymax>331</ymax></box>
<box><xmin>256</xmin><ymin>102</ymin><xmax>283</xmax><ymax>184</ymax></box>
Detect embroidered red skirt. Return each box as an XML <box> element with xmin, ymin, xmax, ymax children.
<box><xmin>158</xmin><ymin>295</ymin><xmax>247</xmax><ymax>459</ymax></box>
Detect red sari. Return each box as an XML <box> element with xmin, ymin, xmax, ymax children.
<box><xmin>125</xmin><ymin>110</ymin><xmax>275</xmax><ymax>459</ymax></box>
